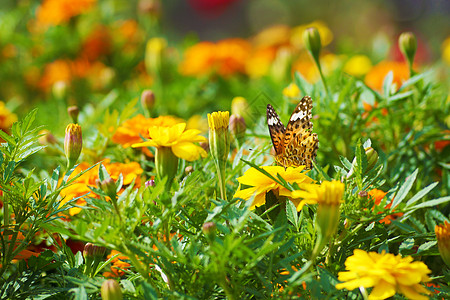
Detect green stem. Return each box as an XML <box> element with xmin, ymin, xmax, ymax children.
<box><xmin>313</xmin><ymin>56</ymin><xmax>329</xmax><ymax>98</ymax></box>
<box><xmin>216</xmin><ymin>163</ymin><xmax>227</xmax><ymax>200</ymax></box>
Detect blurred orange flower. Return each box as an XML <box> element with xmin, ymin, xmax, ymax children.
<box><xmin>60</xmin><ymin>159</ymin><xmax>143</xmax><ymax>215</ymax></box>
<box><xmin>112</xmin><ymin>115</ymin><xmax>183</xmax><ymax>156</ymax></box>
<box><xmin>368</xmin><ymin>189</ymin><xmax>403</xmax><ymax>224</ymax></box>
<box><xmin>180</xmin><ymin>39</ymin><xmax>251</xmax><ymax>77</ymax></box>
<box><xmin>0</xmin><ymin>101</ymin><xmax>18</xmax><ymax>133</ymax></box>
<box><xmin>103</xmin><ymin>250</ymin><xmax>131</xmax><ymax>277</ymax></box>
<box><xmin>36</xmin><ymin>0</ymin><xmax>97</xmax><ymax>26</ymax></box>
<box><xmin>362</xmin><ymin>101</ymin><xmax>389</xmax><ymax>124</ymax></box>
<box><xmin>80</xmin><ymin>26</ymin><xmax>112</xmax><ymax>61</ymax></box>
<box><xmin>365</xmin><ymin>61</ymin><xmax>409</xmax><ymax>91</ymax></box>
<box><xmin>39</xmin><ymin>60</ymin><xmax>72</xmax><ymax>89</ymax></box>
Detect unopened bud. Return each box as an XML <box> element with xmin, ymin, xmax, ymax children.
<box><xmin>398</xmin><ymin>32</ymin><xmax>417</xmax><ymax>68</ymax></box>
<box><xmin>347</xmin><ymin>146</ymin><xmax>379</xmax><ymax>178</ymax></box>
<box><xmin>145</xmin><ymin>179</ymin><xmax>155</xmax><ymax>187</ymax></box>
<box><xmin>303</xmin><ymin>27</ymin><xmax>322</xmax><ymax>61</ymax></box>
<box><xmin>141</xmin><ymin>89</ymin><xmax>155</xmax><ymax>117</ymax></box>
<box><xmin>202</xmin><ymin>222</ymin><xmax>216</xmax><ymax>240</ymax></box>
<box><xmin>185</xmin><ymin>165</ymin><xmax>194</xmax><ymax>175</ymax></box>
<box><xmin>101</xmin><ymin>279</ymin><xmax>123</xmax><ymax>300</ymax></box>
<box><xmin>97</xmin><ymin>177</ymin><xmax>117</xmax><ymax>198</ymax></box>
<box><xmin>229</xmin><ymin>114</ymin><xmax>246</xmax><ymax>147</ymax></box>
<box><xmin>67</xmin><ymin>106</ymin><xmax>80</xmax><ymax>124</ymax></box>
<box><xmin>358</xmin><ymin>190</ymin><xmax>368</xmax><ymax>198</ymax></box>
<box><xmin>231</xmin><ymin>97</ymin><xmax>249</xmax><ymax>122</ymax></box>
<box><xmin>83</xmin><ymin>242</ymin><xmax>107</xmax><ymax>259</ymax></box>
<box><xmin>64</xmin><ymin>124</ymin><xmax>82</xmax><ymax>170</ymax></box>
<box><xmin>38</xmin><ymin>129</ymin><xmax>57</xmax><ymax>145</ymax></box>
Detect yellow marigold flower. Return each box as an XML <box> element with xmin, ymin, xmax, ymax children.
<box><xmin>336</xmin><ymin>249</ymin><xmax>431</xmax><ymax>300</ymax></box>
<box><xmin>343</xmin><ymin>55</ymin><xmax>373</xmax><ymax>77</ymax></box>
<box><xmin>112</xmin><ymin>115</ymin><xmax>182</xmax><ymax>156</ymax></box>
<box><xmin>0</xmin><ymin>101</ymin><xmax>17</xmax><ymax>133</ymax></box>
<box><xmin>435</xmin><ymin>221</ymin><xmax>450</xmax><ymax>268</ymax></box>
<box><xmin>291</xmin><ymin>180</ymin><xmax>344</xmax><ymax>249</ymax></box>
<box><xmin>132</xmin><ymin>123</ymin><xmax>207</xmax><ymax>161</ymax></box>
<box><xmin>36</xmin><ymin>0</ymin><xmax>96</xmax><ymax>26</ymax></box>
<box><xmin>441</xmin><ymin>36</ymin><xmax>450</xmax><ymax>65</ymax></box>
<box><xmin>132</xmin><ymin>123</ymin><xmax>206</xmax><ymax>182</ymax></box>
<box><xmin>233</xmin><ymin>166</ymin><xmax>314</xmax><ymax>210</ymax></box>
<box><xmin>282</xmin><ymin>83</ymin><xmax>301</xmax><ymax>98</ymax></box>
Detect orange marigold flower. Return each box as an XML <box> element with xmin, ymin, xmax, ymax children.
<box><xmin>365</xmin><ymin>61</ymin><xmax>409</xmax><ymax>91</ymax></box>
<box><xmin>180</xmin><ymin>39</ymin><xmax>251</xmax><ymax>77</ymax></box>
<box><xmin>368</xmin><ymin>189</ymin><xmax>404</xmax><ymax>224</ymax></box>
<box><xmin>36</xmin><ymin>0</ymin><xmax>97</xmax><ymax>26</ymax></box>
<box><xmin>103</xmin><ymin>250</ymin><xmax>131</xmax><ymax>277</ymax></box>
<box><xmin>60</xmin><ymin>160</ymin><xmax>143</xmax><ymax>215</ymax></box>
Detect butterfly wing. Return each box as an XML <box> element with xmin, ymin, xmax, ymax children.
<box><xmin>266</xmin><ymin>104</ymin><xmax>286</xmax><ymax>155</ymax></box>
<box><xmin>283</xmin><ymin>96</ymin><xmax>319</xmax><ymax>169</ymax></box>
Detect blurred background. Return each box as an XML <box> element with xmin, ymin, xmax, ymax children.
<box><xmin>0</xmin><ymin>0</ymin><xmax>449</xmax><ymax>126</ymax></box>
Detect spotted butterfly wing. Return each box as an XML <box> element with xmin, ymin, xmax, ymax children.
<box><xmin>266</xmin><ymin>103</ymin><xmax>286</xmax><ymax>155</ymax></box>
<box><xmin>266</xmin><ymin>96</ymin><xmax>319</xmax><ymax>169</ymax></box>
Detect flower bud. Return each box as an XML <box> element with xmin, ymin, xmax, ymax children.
<box><xmin>67</xmin><ymin>106</ymin><xmax>80</xmax><ymax>124</ymax></box>
<box><xmin>141</xmin><ymin>89</ymin><xmax>155</xmax><ymax>117</ymax></box>
<box><xmin>303</xmin><ymin>27</ymin><xmax>322</xmax><ymax>61</ymax></box>
<box><xmin>208</xmin><ymin>111</ymin><xmax>230</xmax><ymax>199</ymax></box>
<box><xmin>358</xmin><ymin>190</ymin><xmax>368</xmax><ymax>198</ymax></box>
<box><xmin>435</xmin><ymin>221</ymin><xmax>450</xmax><ymax>268</ymax></box>
<box><xmin>83</xmin><ymin>242</ymin><xmax>107</xmax><ymax>259</ymax></box>
<box><xmin>64</xmin><ymin>124</ymin><xmax>82</xmax><ymax>170</ymax></box>
<box><xmin>347</xmin><ymin>146</ymin><xmax>378</xmax><ymax>178</ymax></box>
<box><xmin>398</xmin><ymin>32</ymin><xmax>417</xmax><ymax>68</ymax></box>
<box><xmin>185</xmin><ymin>165</ymin><xmax>194</xmax><ymax>175</ymax></box>
<box><xmin>101</xmin><ymin>279</ymin><xmax>123</xmax><ymax>300</ymax></box>
<box><xmin>145</xmin><ymin>179</ymin><xmax>155</xmax><ymax>187</ymax></box>
<box><xmin>231</xmin><ymin>97</ymin><xmax>250</xmax><ymax>124</ymax></box>
<box><xmin>38</xmin><ymin>129</ymin><xmax>57</xmax><ymax>145</ymax></box>
<box><xmin>97</xmin><ymin>177</ymin><xmax>117</xmax><ymax>198</ymax></box>
<box><xmin>202</xmin><ymin>222</ymin><xmax>217</xmax><ymax>240</ymax></box>
<box><xmin>229</xmin><ymin>114</ymin><xmax>246</xmax><ymax>148</ymax></box>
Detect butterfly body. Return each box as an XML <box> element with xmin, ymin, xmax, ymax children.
<box><xmin>266</xmin><ymin>96</ymin><xmax>318</xmax><ymax>169</ymax></box>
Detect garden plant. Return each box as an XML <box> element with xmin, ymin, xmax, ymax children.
<box><xmin>0</xmin><ymin>1</ymin><xmax>449</xmax><ymax>299</ymax></box>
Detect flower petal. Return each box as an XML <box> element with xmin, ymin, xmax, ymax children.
<box><xmin>172</xmin><ymin>142</ymin><xmax>206</xmax><ymax>161</ymax></box>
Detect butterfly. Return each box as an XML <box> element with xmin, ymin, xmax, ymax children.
<box><xmin>266</xmin><ymin>96</ymin><xmax>319</xmax><ymax>169</ymax></box>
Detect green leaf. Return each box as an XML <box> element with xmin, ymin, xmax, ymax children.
<box><xmin>416</xmin><ymin>241</ymin><xmax>437</xmax><ymax>254</ymax></box>
<box><xmin>50</xmin><ymin>166</ymin><xmax>61</xmax><ymax>192</ymax></box>
<box><xmin>312</xmin><ymin>160</ymin><xmax>331</xmax><ymax>181</ymax></box>
<box><xmin>388</xmin><ymin>91</ymin><xmax>414</xmax><ymax>102</ymax></box>
<box><xmin>408</xmin><ymin>196</ymin><xmax>450</xmax><ymax>211</ymax></box>
<box><xmin>339</xmin><ymin>155</ymin><xmax>352</xmax><ymax>170</ymax></box>
<box><xmin>3</xmin><ymin>160</ymin><xmax>15</xmax><ymax>182</ymax></box>
<box><xmin>383</xmin><ymin>71</ymin><xmax>393</xmax><ymax>97</ymax></box>
<box><xmin>0</xmin><ymin>129</ymin><xmax>15</xmax><ymax>145</ymax></box>
<box><xmin>405</xmin><ymin>182</ymin><xmax>438</xmax><ymax>207</ymax></box>
<box><xmin>398</xmin><ymin>72</ymin><xmax>430</xmax><ymax>92</ymax></box>
<box><xmin>286</xmin><ymin>200</ymin><xmax>299</xmax><ymax>229</ymax></box>
<box><xmin>391</xmin><ymin>169</ymin><xmax>418</xmax><ymax>208</ymax></box>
